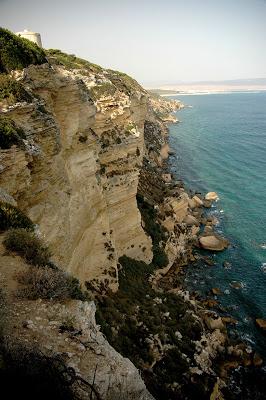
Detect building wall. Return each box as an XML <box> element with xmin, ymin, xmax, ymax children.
<box><xmin>16</xmin><ymin>31</ymin><xmax>42</xmax><ymax>48</ymax></box>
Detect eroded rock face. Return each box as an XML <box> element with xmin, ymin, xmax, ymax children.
<box><xmin>0</xmin><ymin>63</ymin><xmax>153</xmax><ymax>290</ymax></box>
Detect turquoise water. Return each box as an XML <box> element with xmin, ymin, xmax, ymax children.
<box><xmin>169</xmin><ymin>92</ymin><xmax>266</xmax><ymax>355</ymax></box>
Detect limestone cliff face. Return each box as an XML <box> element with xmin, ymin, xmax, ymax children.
<box><xmin>0</xmin><ymin>62</ymin><xmax>153</xmax><ymax>290</ymax></box>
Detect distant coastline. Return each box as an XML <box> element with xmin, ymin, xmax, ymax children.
<box><xmin>146</xmin><ymin>78</ymin><xmax>266</xmax><ymax>97</ymax></box>
<box><xmin>160</xmin><ymin>89</ymin><xmax>266</xmax><ymax>96</ymax></box>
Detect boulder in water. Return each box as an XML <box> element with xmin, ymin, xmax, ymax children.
<box><xmin>256</xmin><ymin>318</ymin><xmax>266</xmax><ymax>331</ymax></box>
<box><xmin>205</xmin><ymin>192</ymin><xmax>219</xmax><ymax>201</ymax></box>
<box><xmin>202</xmin><ymin>256</ymin><xmax>216</xmax><ymax>266</ymax></box>
<box><xmin>183</xmin><ymin>214</ymin><xmax>199</xmax><ymax>226</ymax></box>
<box><xmin>203</xmin><ymin>200</ymin><xmax>212</xmax><ymax>208</ymax></box>
<box><xmin>188</xmin><ymin>198</ymin><xmax>197</xmax><ymax>209</ymax></box>
<box><xmin>230</xmin><ymin>281</ymin><xmax>243</xmax><ymax>289</ymax></box>
<box><xmin>223</xmin><ymin>261</ymin><xmax>232</xmax><ymax>269</ymax></box>
<box><xmin>204</xmin><ymin>313</ymin><xmax>225</xmax><ymax>331</ymax></box>
<box><xmin>211</xmin><ymin>287</ymin><xmax>222</xmax><ymax>295</ymax></box>
<box><xmin>199</xmin><ymin>235</ymin><xmax>229</xmax><ymax>251</ymax></box>
<box><xmin>192</xmin><ymin>195</ymin><xmax>204</xmax><ymax>207</ymax></box>
<box><xmin>221</xmin><ymin>316</ymin><xmax>237</xmax><ymax>325</ymax></box>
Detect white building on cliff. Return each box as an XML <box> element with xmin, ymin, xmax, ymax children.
<box><xmin>16</xmin><ymin>29</ymin><xmax>42</xmax><ymax>48</ymax></box>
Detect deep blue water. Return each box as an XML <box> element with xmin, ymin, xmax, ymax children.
<box><xmin>169</xmin><ymin>92</ymin><xmax>266</xmax><ymax>355</ymax></box>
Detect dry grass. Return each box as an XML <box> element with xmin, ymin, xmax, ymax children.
<box><xmin>16</xmin><ymin>266</ymin><xmax>72</xmax><ymax>300</ymax></box>
<box><xmin>16</xmin><ymin>266</ymin><xmax>86</xmax><ymax>301</ymax></box>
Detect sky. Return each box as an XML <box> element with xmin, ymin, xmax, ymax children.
<box><xmin>1</xmin><ymin>0</ymin><xmax>266</xmax><ymax>85</ymax></box>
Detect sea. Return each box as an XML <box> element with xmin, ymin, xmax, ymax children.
<box><xmin>168</xmin><ymin>92</ymin><xmax>266</xmax><ymax>358</ymax></box>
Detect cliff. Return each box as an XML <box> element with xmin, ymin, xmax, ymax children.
<box><xmin>1</xmin><ymin>30</ymin><xmax>246</xmax><ymax>400</ymax></box>
<box><xmin>0</xmin><ymin>31</ymin><xmax>185</xmax><ymax>399</ymax></box>
<box><xmin>0</xmin><ymin>51</ymin><xmax>156</xmax><ymax>292</ymax></box>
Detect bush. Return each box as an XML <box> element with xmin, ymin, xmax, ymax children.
<box><xmin>46</xmin><ymin>48</ymin><xmax>102</xmax><ymax>73</ymax></box>
<box><xmin>0</xmin><ymin>202</ymin><xmax>34</xmax><ymax>231</ymax></box>
<box><xmin>66</xmin><ymin>276</ymin><xmax>88</xmax><ymax>301</ymax></box>
<box><xmin>0</xmin><ymin>74</ymin><xmax>32</xmax><ymax>105</ymax></box>
<box><xmin>137</xmin><ymin>194</ymin><xmax>169</xmax><ymax>267</ymax></box>
<box><xmin>106</xmin><ymin>69</ymin><xmax>144</xmax><ymax>95</ymax></box>
<box><xmin>16</xmin><ymin>266</ymin><xmax>87</xmax><ymax>301</ymax></box>
<box><xmin>153</xmin><ymin>245</ymin><xmax>169</xmax><ymax>268</ymax></box>
<box><xmin>0</xmin><ymin>115</ymin><xmax>26</xmax><ymax>149</ymax></box>
<box><xmin>90</xmin><ymin>82</ymin><xmax>116</xmax><ymax>99</ymax></box>
<box><xmin>3</xmin><ymin>228</ymin><xmax>51</xmax><ymax>266</ymax></box>
<box><xmin>0</xmin><ymin>27</ymin><xmax>46</xmax><ymax>73</ymax></box>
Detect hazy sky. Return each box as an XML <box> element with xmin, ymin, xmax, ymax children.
<box><xmin>1</xmin><ymin>0</ymin><xmax>266</xmax><ymax>84</ymax></box>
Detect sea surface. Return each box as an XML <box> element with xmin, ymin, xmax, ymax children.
<box><xmin>169</xmin><ymin>92</ymin><xmax>266</xmax><ymax>356</ymax></box>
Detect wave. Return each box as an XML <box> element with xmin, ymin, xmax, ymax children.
<box><xmin>261</xmin><ymin>263</ymin><xmax>266</xmax><ymax>273</ymax></box>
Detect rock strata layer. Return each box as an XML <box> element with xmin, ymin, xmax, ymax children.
<box><xmin>0</xmin><ymin>61</ymin><xmax>156</xmax><ymax>291</ymax></box>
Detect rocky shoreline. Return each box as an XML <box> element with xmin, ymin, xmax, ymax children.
<box><xmin>157</xmin><ymin>103</ymin><xmax>266</xmax><ymax>398</ymax></box>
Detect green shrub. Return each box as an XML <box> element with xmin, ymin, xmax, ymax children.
<box><xmin>0</xmin><ymin>74</ymin><xmax>30</xmax><ymax>103</ymax></box>
<box><xmin>106</xmin><ymin>70</ymin><xmax>144</xmax><ymax>95</ymax></box>
<box><xmin>46</xmin><ymin>48</ymin><xmax>102</xmax><ymax>73</ymax></box>
<box><xmin>153</xmin><ymin>245</ymin><xmax>169</xmax><ymax>268</ymax></box>
<box><xmin>3</xmin><ymin>228</ymin><xmax>51</xmax><ymax>266</ymax></box>
<box><xmin>0</xmin><ymin>202</ymin><xmax>34</xmax><ymax>231</ymax></box>
<box><xmin>0</xmin><ymin>27</ymin><xmax>46</xmax><ymax>73</ymax></box>
<box><xmin>137</xmin><ymin>194</ymin><xmax>169</xmax><ymax>267</ymax></box>
<box><xmin>0</xmin><ymin>74</ymin><xmax>31</xmax><ymax>105</ymax></box>
<box><xmin>0</xmin><ymin>115</ymin><xmax>25</xmax><ymax>149</ymax></box>
<box><xmin>66</xmin><ymin>276</ymin><xmax>88</xmax><ymax>301</ymax></box>
<box><xmin>90</xmin><ymin>82</ymin><xmax>116</xmax><ymax>99</ymax></box>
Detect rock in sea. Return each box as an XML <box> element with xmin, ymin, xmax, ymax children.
<box><xmin>199</xmin><ymin>235</ymin><xmax>229</xmax><ymax>251</ymax></box>
<box><xmin>255</xmin><ymin>318</ymin><xmax>266</xmax><ymax>331</ymax></box>
<box><xmin>205</xmin><ymin>192</ymin><xmax>219</xmax><ymax>201</ymax></box>
<box><xmin>192</xmin><ymin>195</ymin><xmax>204</xmax><ymax>207</ymax></box>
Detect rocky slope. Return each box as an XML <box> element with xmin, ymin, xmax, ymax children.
<box><xmin>0</xmin><ymin>237</ymin><xmax>153</xmax><ymax>400</ymax></box>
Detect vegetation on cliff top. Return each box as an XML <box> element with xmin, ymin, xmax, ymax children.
<box><xmin>106</xmin><ymin>69</ymin><xmax>145</xmax><ymax>95</ymax></box>
<box><xmin>0</xmin><ymin>74</ymin><xmax>32</xmax><ymax>105</ymax></box>
<box><xmin>0</xmin><ymin>28</ymin><xmax>46</xmax><ymax>73</ymax></box>
<box><xmin>0</xmin><ymin>115</ymin><xmax>26</xmax><ymax>149</ymax></box>
<box><xmin>46</xmin><ymin>48</ymin><xmax>102</xmax><ymax>73</ymax></box>
<box><xmin>46</xmin><ymin>48</ymin><xmax>144</xmax><ymax>96</ymax></box>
